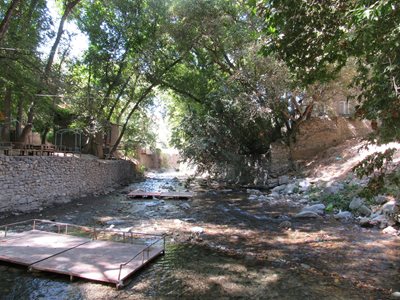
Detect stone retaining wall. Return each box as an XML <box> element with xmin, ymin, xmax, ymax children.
<box><xmin>0</xmin><ymin>156</ymin><xmax>138</xmax><ymax>214</ymax></box>
<box><xmin>290</xmin><ymin>116</ymin><xmax>371</xmax><ymax>161</ymax></box>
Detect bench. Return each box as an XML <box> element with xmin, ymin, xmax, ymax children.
<box><xmin>0</xmin><ymin>142</ymin><xmax>12</xmax><ymax>155</ymax></box>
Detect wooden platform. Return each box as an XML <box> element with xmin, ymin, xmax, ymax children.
<box><xmin>128</xmin><ymin>191</ymin><xmax>194</xmax><ymax>199</ymax></box>
<box><xmin>0</xmin><ymin>231</ymin><xmax>89</xmax><ymax>266</ymax></box>
<box><xmin>0</xmin><ymin>221</ymin><xmax>165</xmax><ymax>288</ymax></box>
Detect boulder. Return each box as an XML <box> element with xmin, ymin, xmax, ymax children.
<box><xmin>381</xmin><ymin>200</ymin><xmax>399</xmax><ymax>220</ymax></box>
<box><xmin>374</xmin><ymin>194</ymin><xmax>389</xmax><ymax>205</ymax></box>
<box><xmin>298</xmin><ymin>179</ymin><xmax>311</xmax><ymax>192</ymax></box>
<box><xmin>349</xmin><ymin>197</ymin><xmax>364</xmax><ymax>210</ymax></box>
<box><xmin>247</xmin><ymin>189</ymin><xmax>262</xmax><ymax>195</ymax></box>
<box><xmin>334</xmin><ymin>211</ymin><xmax>353</xmax><ymax>220</ymax></box>
<box><xmin>302</xmin><ymin>203</ymin><xmax>325</xmax><ymax>215</ymax></box>
<box><xmin>269</xmin><ymin>192</ymin><xmax>280</xmax><ymax>198</ymax></box>
<box><xmin>271</xmin><ymin>185</ymin><xmax>286</xmax><ymax>193</ymax></box>
<box><xmin>294</xmin><ymin>211</ymin><xmax>322</xmax><ymax>218</ymax></box>
<box><xmin>278</xmin><ymin>221</ymin><xmax>292</xmax><ymax>229</ymax></box>
<box><xmin>284</xmin><ymin>183</ymin><xmax>297</xmax><ymax>194</ymax></box>
<box><xmin>191</xmin><ymin>226</ymin><xmax>204</xmax><ymax>234</ymax></box>
<box><xmin>358</xmin><ymin>205</ymin><xmax>372</xmax><ymax>217</ymax></box>
<box><xmin>258</xmin><ymin>195</ymin><xmax>268</xmax><ymax>201</ymax></box>
<box><xmin>370</xmin><ymin>214</ymin><xmax>395</xmax><ymax>228</ymax></box>
<box><xmin>382</xmin><ymin>226</ymin><xmax>398</xmax><ymax>235</ymax></box>
<box><xmin>278</xmin><ymin>175</ymin><xmax>290</xmax><ymax>185</ymax></box>
<box><xmin>359</xmin><ymin>217</ymin><xmax>372</xmax><ymax>227</ymax></box>
<box><xmin>391</xmin><ymin>291</ymin><xmax>400</xmax><ymax>299</ymax></box>
<box><xmin>248</xmin><ymin>194</ymin><xmax>259</xmax><ymax>201</ymax></box>
<box><xmin>180</xmin><ymin>203</ymin><xmax>191</xmax><ymax>210</ymax></box>
<box><xmin>325</xmin><ymin>182</ymin><xmax>344</xmax><ymax>195</ymax></box>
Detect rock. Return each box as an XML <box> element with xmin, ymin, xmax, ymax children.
<box><xmin>391</xmin><ymin>291</ymin><xmax>400</xmax><ymax>299</ymax></box>
<box><xmin>191</xmin><ymin>226</ymin><xmax>204</xmax><ymax>234</ymax></box>
<box><xmin>246</xmin><ymin>189</ymin><xmax>262</xmax><ymax>195</ymax></box>
<box><xmin>298</xmin><ymin>179</ymin><xmax>311</xmax><ymax>192</ymax></box>
<box><xmin>382</xmin><ymin>200</ymin><xmax>398</xmax><ymax>217</ymax></box>
<box><xmin>269</xmin><ymin>192</ymin><xmax>280</xmax><ymax>198</ymax></box>
<box><xmin>382</xmin><ymin>226</ymin><xmax>398</xmax><ymax>235</ymax></box>
<box><xmin>358</xmin><ymin>205</ymin><xmax>372</xmax><ymax>217</ymax></box>
<box><xmin>374</xmin><ymin>194</ymin><xmax>389</xmax><ymax>205</ymax></box>
<box><xmin>349</xmin><ymin>197</ymin><xmax>364</xmax><ymax>210</ymax></box>
<box><xmin>248</xmin><ymin>194</ymin><xmax>259</xmax><ymax>201</ymax></box>
<box><xmin>105</xmin><ymin>219</ymin><xmax>125</xmax><ymax>225</ymax></box>
<box><xmin>271</xmin><ymin>185</ymin><xmax>286</xmax><ymax>193</ymax></box>
<box><xmin>359</xmin><ymin>217</ymin><xmax>371</xmax><ymax>227</ymax></box>
<box><xmin>278</xmin><ymin>175</ymin><xmax>290</xmax><ymax>185</ymax></box>
<box><xmin>334</xmin><ymin>211</ymin><xmax>353</xmax><ymax>220</ymax></box>
<box><xmin>258</xmin><ymin>195</ymin><xmax>268</xmax><ymax>201</ymax></box>
<box><xmin>182</xmin><ymin>218</ymin><xmax>196</xmax><ymax>223</ymax></box>
<box><xmin>278</xmin><ymin>221</ymin><xmax>292</xmax><ymax>229</ymax></box>
<box><xmin>180</xmin><ymin>203</ymin><xmax>191</xmax><ymax>210</ymax></box>
<box><xmin>369</xmin><ymin>214</ymin><xmax>394</xmax><ymax>228</ymax></box>
<box><xmin>325</xmin><ymin>182</ymin><xmax>344</xmax><ymax>195</ymax></box>
<box><xmin>284</xmin><ymin>183</ymin><xmax>297</xmax><ymax>194</ymax></box>
<box><xmin>294</xmin><ymin>211</ymin><xmax>322</xmax><ymax>218</ymax></box>
<box><xmin>302</xmin><ymin>203</ymin><xmax>325</xmax><ymax>215</ymax></box>
<box><xmin>267</xmin><ymin>178</ymin><xmax>279</xmax><ymax>188</ymax></box>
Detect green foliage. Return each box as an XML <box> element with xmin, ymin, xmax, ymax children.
<box><xmin>254</xmin><ymin>0</ymin><xmax>400</xmax><ymax>192</ymax></box>
<box><xmin>165</xmin><ymin>1</ymin><xmax>294</xmax><ymax>181</ymax></box>
<box><xmin>353</xmin><ymin>148</ymin><xmax>398</xmax><ymax>197</ymax></box>
<box><xmin>310</xmin><ymin>184</ymin><xmax>361</xmax><ymax>211</ymax></box>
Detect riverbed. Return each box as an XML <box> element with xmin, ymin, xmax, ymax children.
<box><xmin>0</xmin><ymin>172</ymin><xmax>398</xmax><ymax>299</ymax></box>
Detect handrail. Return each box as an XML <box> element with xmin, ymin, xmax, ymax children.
<box><xmin>0</xmin><ymin>219</ymin><xmax>165</xmax><ymax>241</ymax></box>
<box><xmin>0</xmin><ymin>218</ymin><xmax>166</xmax><ymax>288</ymax></box>
<box><xmin>117</xmin><ymin>234</ymin><xmax>165</xmax><ymax>282</ymax></box>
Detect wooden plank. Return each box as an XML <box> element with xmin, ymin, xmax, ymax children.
<box><xmin>160</xmin><ymin>192</ymin><xmax>194</xmax><ymax>199</ymax></box>
<box><xmin>127</xmin><ymin>191</ymin><xmax>194</xmax><ymax>199</ymax></box>
<box><xmin>31</xmin><ymin>240</ymin><xmax>164</xmax><ymax>284</ymax></box>
<box><xmin>127</xmin><ymin>191</ymin><xmax>161</xmax><ymax>198</ymax></box>
<box><xmin>0</xmin><ymin>230</ymin><xmax>90</xmax><ymax>266</ymax></box>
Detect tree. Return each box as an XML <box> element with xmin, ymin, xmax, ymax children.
<box><xmin>18</xmin><ymin>0</ymin><xmax>82</xmax><ymax>143</ymax></box>
<box><xmin>0</xmin><ymin>0</ymin><xmax>21</xmax><ymax>43</ymax></box>
<box><xmin>163</xmin><ymin>0</ymin><xmax>295</xmax><ymax>183</ymax></box>
<box><xmin>68</xmin><ymin>0</ymin><xmax>185</xmax><ymax>157</ymax></box>
<box><xmin>0</xmin><ymin>0</ymin><xmax>51</xmax><ymax>142</ymax></box>
<box><xmin>254</xmin><ymin>0</ymin><xmax>400</xmax><ymax>193</ymax></box>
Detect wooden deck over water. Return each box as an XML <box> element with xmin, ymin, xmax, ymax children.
<box><xmin>128</xmin><ymin>191</ymin><xmax>194</xmax><ymax>199</ymax></box>
<box><xmin>0</xmin><ymin>220</ymin><xmax>165</xmax><ymax>288</ymax></box>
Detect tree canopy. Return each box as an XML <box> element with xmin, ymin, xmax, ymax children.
<box><xmin>0</xmin><ymin>0</ymin><xmax>399</xmax><ymax>184</ymax></box>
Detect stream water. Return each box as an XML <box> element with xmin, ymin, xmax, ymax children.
<box><xmin>0</xmin><ymin>172</ymin><xmax>398</xmax><ymax>299</ymax></box>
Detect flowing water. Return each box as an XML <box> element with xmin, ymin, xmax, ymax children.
<box><xmin>0</xmin><ymin>172</ymin><xmax>398</xmax><ymax>299</ymax></box>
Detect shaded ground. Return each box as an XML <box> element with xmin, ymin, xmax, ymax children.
<box><xmin>0</xmin><ymin>173</ymin><xmax>399</xmax><ymax>299</ymax></box>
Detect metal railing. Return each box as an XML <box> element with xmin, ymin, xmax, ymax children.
<box><xmin>0</xmin><ymin>218</ymin><xmax>166</xmax><ymax>288</ymax></box>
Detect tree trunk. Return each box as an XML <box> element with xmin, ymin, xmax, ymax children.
<box><xmin>18</xmin><ymin>103</ymin><xmax>34</xmax><ymax>143</ymax></box>
<box><xmin>109</xmin><ymin>83</ymin><xmax>157</xmax><ymax>158</ymax></box>
<box><xmin>0</xmin><ymin>0</ymin><xmax>21</xmax><ymax>43</ymax></box>
<box><xmin>95</xmin><ymin>132</ymin><xmax>104</xmax><ymax>158</ymax></box>
<box><xmin>21</xmin><ymin>0</ymin><xmax>81</xmax><ymax>142</ymax></box>
<box><xmin>1</xmin><ymin>87</ymin><xmax>12</xmax><ymax>141</ymax></box>
<box><xmin>41</xmin><ymin>127</ymin><xmax>49</xmax><ymax>144</ymax></box>
<box><xmin>16</xmin><ymin>97</ymin><xmax>23</xmax><ymax>138</ymax></box>
<box><xmin>44</xmin><ymin>0</ymin><xmax>81</xmax><ymax>77</ymax></box>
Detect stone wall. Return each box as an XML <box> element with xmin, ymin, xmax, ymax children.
<box><xmin>290</xmin><ymin>116</ymin><xmax>371</xmax><ymax>161</ymax></box>
<box><xmin>0</xmin><ymin>156</ymin><xmax>138</xmax><ymax>214</ymax></box>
